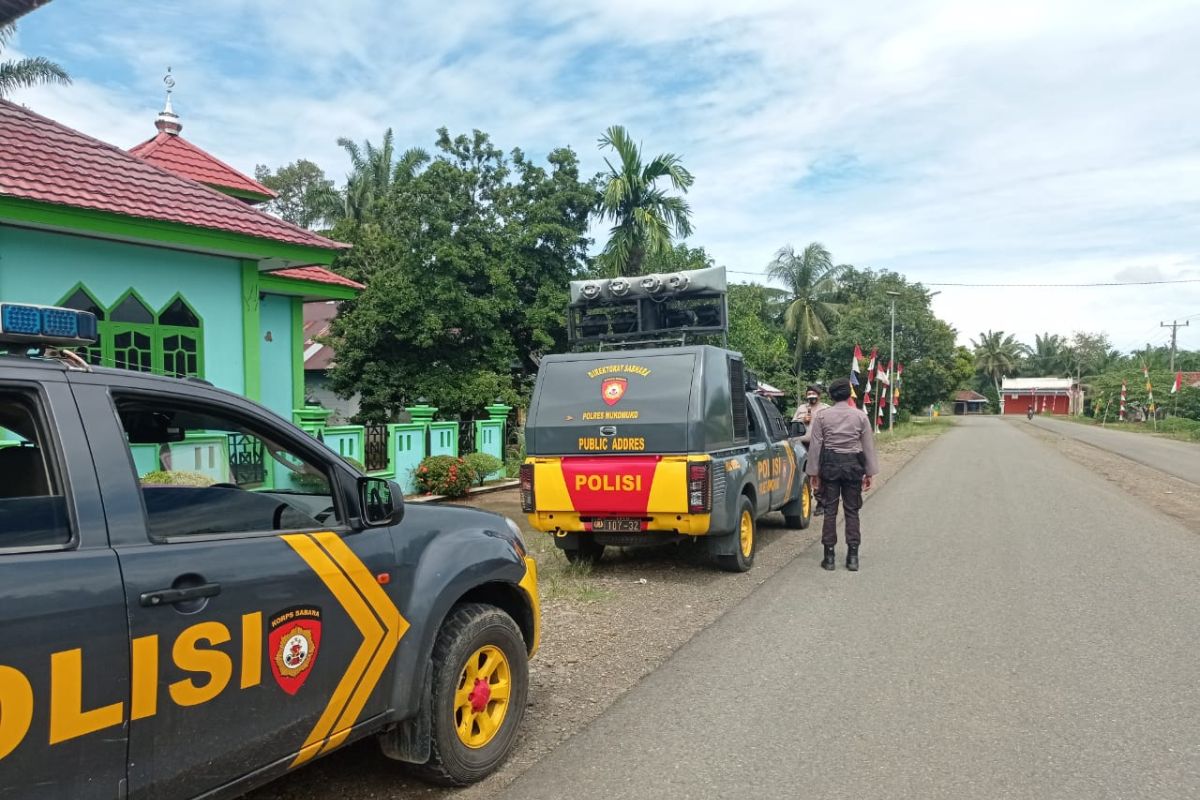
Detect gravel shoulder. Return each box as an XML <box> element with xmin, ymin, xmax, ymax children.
<box><xmin>247</xmin><ymin>423</ymin><xmax>950</xmax><ymax>800</ymax></box>
<box><xmin>1013</xmin><ymin>418</ymin><xmax>1200</xmax><ymax>532</ymax></box>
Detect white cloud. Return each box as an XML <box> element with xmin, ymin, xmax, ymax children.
<box><xmin>8</xmin><ymin>0</ymin><xmax>1200</xmax><ymax>354</ymax></box>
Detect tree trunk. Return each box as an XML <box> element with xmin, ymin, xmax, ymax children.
<box><xmin>623</xmin><ymin>246</ymin><xmax>646</xmax><ymax>277</ymax></box>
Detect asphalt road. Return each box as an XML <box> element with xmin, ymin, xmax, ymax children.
<box><xmin>501</xmin><ymin>416</ymin><xmax>1200</xmax><ymax>800</ymax></box>
<box><xmin>1029</xmin><ymin>415</ymin><xmax>1200</xmax><ymax>484</ymax></box>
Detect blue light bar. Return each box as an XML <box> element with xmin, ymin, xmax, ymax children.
<box><xmin>0</xmin><ymin>303</ymin><xmax>99</xmax><ymax>347</ymax></box>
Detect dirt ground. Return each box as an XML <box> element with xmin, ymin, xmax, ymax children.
<box><xmin>248</xmin><ymin>427</ymin><xmax>948</xmax><ymax>800</ymax></box>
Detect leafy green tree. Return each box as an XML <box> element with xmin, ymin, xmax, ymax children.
<box><xmin>766</xmin><ymin>242</ymin><xmax>845</xmax><ymax>392</ymax></box>
<box><xmin>639</xmin><ymin>242</ymin><xmax>714</xmax><ymax>276</ymax></box>
<box><xmin>253</xmin><ymin>160</ymin><xmax>340</xmax><ymax>230</ymax></box>
<box><xmin>594</xmin><ymin>125</ymin><xmax>694</xmax><ymax>277</ymax></box>
<box><xmin>727</xmin><ymin>283</ymin><xmax>792</xmax><ymax>393</ymax></box>
<box><xmin>1064</xmin><ymin>331</ymin><xmax>1116</xmax><ymax>378</ymax></box>
<box><xmin>0</xmin><ymin>23</ymin><xmax>70</xmax><ymax>97</ymax></box>
<box><xmin>822</xmin><ymin>269</ymin><xmax>959</xmax><ymax>413</ymax></box>
<box><xmin>971</xmin><ymin>330</ymin><xmax>1028</xmax><ymax>399</ymax></box>
<box><xmin>327</xmin><ymin>128</ymin><xmax>597</xmax><ymax>419</ymax></box>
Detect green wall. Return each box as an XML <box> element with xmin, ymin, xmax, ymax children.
<box><xmin>259</xmin><ymin>294</ymin><xmax>295</xmax><ymax>420</ymax></box>
<box><xmin>0</xmin><ymin>225</ymin><xmax>245</xmax><ymax>394</ymax></box>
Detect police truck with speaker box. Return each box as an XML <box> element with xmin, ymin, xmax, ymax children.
<box><xmin>523</xmin><ymin>267</ymin><xmax>813</xmax><ymax>572</ymax></box>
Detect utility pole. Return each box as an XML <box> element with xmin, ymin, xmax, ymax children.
<box><xmin>1161</xmin><ymin>320</ymin><xmax>1190</xmax><ymax>371</ymax></box>
<box><xmin>887</xmin><ymin>290</ymin><xmax>900</xmax><ymax>431</ymax></box>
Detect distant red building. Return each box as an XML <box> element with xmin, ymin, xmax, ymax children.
<box><xmin>1000</xmin><ymin>377</ymin><xmax>1080</xmax><ymax>415</ymax></box>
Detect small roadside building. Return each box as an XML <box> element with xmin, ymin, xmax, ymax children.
<box><xmin>1000</xmin><ymin>377</ymin><xmax>1080</xmax><ymax>415</ymax></box>
<box><xmin>953</xmin><ymin>390</ymin><xmax>990</xmax><ymax>415</ymax></box>
<box><xmin>0</xmin><ymin>95</ymin><xmax>362</xmax><ymax>423</ymax></box>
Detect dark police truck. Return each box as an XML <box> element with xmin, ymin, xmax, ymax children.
<box><xmin>0</xmin><ymin>302</ymin><xmax>539</xmax><ymax>799</ymax></box>
<box><xmin>521</xmin><ymin>267</ymin><xmax>813</xmax><ymax>571</ymax></box>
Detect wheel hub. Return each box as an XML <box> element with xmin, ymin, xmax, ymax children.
<box><xmin>469</xmin><ymin>678</ymin><xmax>491</xmax><ymax>712</ymax></box>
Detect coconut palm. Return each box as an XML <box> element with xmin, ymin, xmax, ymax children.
<box><xmin>336</xmin><ymin>129</ymin><xmax>429</xmax><ymax>224</ymax></box>
<box><xmin>594</xmin><ymin>125</ymin><xmax>694</xmax><ymax>277</ymax></box>
<box><xmin>0</xmin><ymin>23</ymin><xmax>71</xmax><ymax>98</ymax></box>
<box><xmin>767</xmin><ymin>242</ymin><xmax>846</xmax><ymax>391</ymax></box>
<box><xmin>971</xmin><ymin>330</ymin><xmax>1028</xmax><ymax>398</ymax></box>
<box><xmin>1025</xmin><ymin>332</ymin><xmax>1069</xmax><ymax>376</ymax></box>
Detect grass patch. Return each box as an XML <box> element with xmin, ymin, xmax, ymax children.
<box><xmin>875</xmin><ymin>416</ymin><xmax>955</xmax><ymax>445</ymax></box>
<box><xmin>522</xmin><ymin>527</ymin><xmax>612</xmax><ymax>602</ymax></box>
<box><xmin>1050</xmin><ymin>413</ymin><xmax>1200</xmax><ymax>443</ymax></box>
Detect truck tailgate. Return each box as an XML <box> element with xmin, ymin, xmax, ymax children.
<box><xmin>531</xmin><ymin>455</ymin><xmax>690</xmax><ymax>515</ymax></box>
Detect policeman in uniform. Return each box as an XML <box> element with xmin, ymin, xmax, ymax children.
<box><xmin>804</xmin><ymin>378</ymin><xmax>879</xmax><ymax>571</ymax></box>
<box><xmin>794</xmin><ymin>384</ymin><xmax>829</xmax><ymax>515</ymax></box>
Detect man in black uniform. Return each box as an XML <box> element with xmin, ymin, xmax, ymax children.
<box><xmin>804</xmin><ymin>378</ymin><xmax>880</xmax><ymax>571</ymax></box>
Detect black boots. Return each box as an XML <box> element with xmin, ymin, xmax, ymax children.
<box><xmin>821</xmin><ymin>546</ymin><xmax>836</xmax><ymax>570</ymax></box>
<box><xmin>846</xmin><ymin>545</ymin><xmax>859</xmax><ymax>571</ymax></box>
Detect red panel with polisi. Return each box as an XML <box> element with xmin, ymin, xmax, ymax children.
<box><xmin>561</xmin><ymin>456</ymin><xmax>659</xmax><ymax>514</ymax></box>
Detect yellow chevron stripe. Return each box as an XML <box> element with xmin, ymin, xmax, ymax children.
<box><xmin>282</xmin><ymin>533</ymin><xmax>385</xmax><ymax>768</ymax></box>
<box><xmin>312</xmin><ymin>532</ymin><xmax>407</xmax><ymax>755</ymax></box>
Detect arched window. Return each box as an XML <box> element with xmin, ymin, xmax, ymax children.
<box><xmin>157</xmin><ymin>295</ymin><xmax>204</xmax><ymax>378</ymax></box>
<box><xmin>107</xmin><ymin>291</ymin><xmax>156</xmax><ymax>373</ymax></box>
<box><xmin>55</xmin><ymin>286</ymin><xmax>206</xmax><ymax>379</ymax></box>
<box><xmin>58</xmin><ymin>285</ymin><xmax>106</xmax><ymax>366</ymax></box>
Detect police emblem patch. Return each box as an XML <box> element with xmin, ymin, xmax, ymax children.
<box><xmin>601</xmin><ymin>377</ymin><xmax>628</xmax><ymax>406</ymax></box>
<box><xmin>268</xmin><ymin>605</ymin><xmax>322</xmax><ymax>695</ymax></box>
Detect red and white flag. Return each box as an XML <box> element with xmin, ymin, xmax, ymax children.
<box><xmin>1119</xmin><ymin>380</ymin><xmax>1126</xmax><ymax>421</ymax></box>
<box><xmin>1171</xmin><ymin>371</ymin><xmax>1182</xmax><ymax>395</ymax></box>
<box><xmin>892</xmin><ymin>363</ymin><xmax>904</xmax><ymax>407</ymax></box>
<box><xmin>866</xmin><ymin>348</ymin><xmax>878</xmax><ymax>382</ymax></box>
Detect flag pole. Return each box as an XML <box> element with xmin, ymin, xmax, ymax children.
<box><xmin>887</xmin><ymin>290</ymin><xmax>900</xmax><ymax>432</ymax></box>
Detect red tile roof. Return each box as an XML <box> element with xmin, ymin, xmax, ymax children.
<box><xmin>270</xmin><ymin>266</ymin><xmax>364</xmax><ymax>290</ymax></box>
<box><xmin>304</xmin><ymin>301</ymin><xmax>338</xmax><ymax>371</ymax></box>
<box><xmin>955</xmin><ymin>390</ymin><xmax>990</xmax><ymax>403</ymax></box>
<box><xmin>0</xmin><ymin>100</ymin><xmax>345</xmax><ymax>253</ymax></box>
<box><xmin>129</xmin><ymin>131</ymin><xmax>276</xmax><ymax>200</ymax></box>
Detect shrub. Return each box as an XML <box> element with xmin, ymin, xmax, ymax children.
<box><xmin>140</xmin><ymin>470</ymin><xmax>215</xmax><ymax>487</ymax></box>
<box><xmin>413</xmin><ymin>455</ymin><xmax>473</xmax><ymax>498</ymax></box>
<box><xmin>462</xmin><ymin>452</ymin><xmax>504</xmax><ymax>485</ymax></box>
<box><xmin>1159</xmin><ymin>417</ymin><xmax>1200</xmax><ymax>440</ymax></box>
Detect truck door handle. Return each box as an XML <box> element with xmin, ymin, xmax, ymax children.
<box><xmin>140</xmin><ymin>583</ymin><xmax>222</xmax><ymax>607</ymax></box>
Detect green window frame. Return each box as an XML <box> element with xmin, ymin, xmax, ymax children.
<box><xmin>55</xmin><ymin>286</ymin><xmax>205</xmax><ymax>379</ymax></box>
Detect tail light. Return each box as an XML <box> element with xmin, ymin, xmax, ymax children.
<box><xmin>519</xmin><ymin>464</ymin><xmax>535</xmax><ymax>513</ymax></box>
<box><xmin>688</xmin><ymin>462</ymin><xmax>711</xmax><ymax>514</ymax></box>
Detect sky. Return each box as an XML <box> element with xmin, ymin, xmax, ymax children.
<box><xmin>8</xmin><ymin>0</ymin><xmax>1200</xmax><ymax>354</ymax></box>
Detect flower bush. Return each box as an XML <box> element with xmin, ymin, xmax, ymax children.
<box><xmin>462</xmin><ymin>452</ymin><xmax>504</xmax><ymax>485</ymax></box>
<box><xmin>414</xmin><ymin>455</ymin><xmax>473</xmax><ymax>497</ymax></box>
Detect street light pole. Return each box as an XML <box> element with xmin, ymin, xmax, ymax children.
<box><xmin>887</xmin><ymin>290</ymin><xmax>900</xmax><ymax>431</ymax></box>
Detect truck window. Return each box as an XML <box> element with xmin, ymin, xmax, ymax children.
<box><xmin>113</xmin><ymin>397</ymin><xmax>343</xmax><ymax>539</ymax></box>
<box><xmin>756</xmin><ymin>397</ymin><xmax>791</xmax><ymax>442</ymax></box>
<box><xmin>0</xmin><ymin>391</ymin><xmax>71</xmax><ymax>548</ymax></box>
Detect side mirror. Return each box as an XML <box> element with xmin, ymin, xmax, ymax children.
<box><xmin>789</xmin><ymin>421</ymin><xmax>806</xmax><ymax>438</ymax></box>
<box><xmin>358</xmin><ymin>477</ymin><xmax>404</xmax><ymax>527</ymax></box>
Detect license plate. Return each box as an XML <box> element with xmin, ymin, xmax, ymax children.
<box><xmin>591</xmin><ymin>518</ymin><xmax>641</xmax><ymax>533</ymax></box>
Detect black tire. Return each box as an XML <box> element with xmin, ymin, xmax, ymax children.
<box><xmin>716</xmin><ymin>495</ymin><xmax>756</xmax><ymax>572</ymax></box>
<box><xmin>784</xmin><ymin>476</ymin><xmax>814</xmax><ymax>530</ymax></box>
<box><xmin>411</xmin><ymin>603</ymin><xmax>529</xmax><ymax>786</ymax></box>
<box><xmin>563</xmin><ymin>535</ymin><xmax>605</xmax><ymax>566</ymax></box>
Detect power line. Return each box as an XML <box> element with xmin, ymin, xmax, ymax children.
<box><xmin>723</xmin><ymin>270</ymin><xmax>1200</xmax><ymax>288</ymax></box>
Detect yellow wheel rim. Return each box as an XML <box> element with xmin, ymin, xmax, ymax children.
<box><xmin>802</xmin><ymin>481</ymin><xmax>812</xmax><ymax>517</ymax></box>
<box><xmin>454</xmin><ymin>644</ymin><xmax>511</xmax><ymax>749</ymax></box>
<box><xmin>739</xmin><ymin>510</ymin><xmax>754</xmax><ymax>558</ymax></box>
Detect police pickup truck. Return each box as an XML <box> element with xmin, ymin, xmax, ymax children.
<box><xmin>0</xmin><ymin>303</ymin><xmax>539</xmax><ymax>799</ymax></box>
<box><xmin>521</xmin><ymin>344</ymin><xmax>813</xmax><ymax>572</ymax></box>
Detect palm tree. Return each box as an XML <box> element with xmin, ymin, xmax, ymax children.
<box><xmin>336</xmin><ymin>129</ymin><xmax>428</xmax><ymax>224</ymax></box>
<box><xmin>1026</xmin><ymin>332</ymin><xmax>1068</xmax><ymax>376</ymax></box>
<box><xmin>767</xmin><ymin>242</ymin><xmax>845</xmax><ymax>392</ymax></box>
<box><xmin>0</xmin><ymin>23</ymin><xmax>71</xmax><ymax>98</ymax></box>
<box><xmin>594</xmin><ymin>125</ymin><xmax>694</xmax><ymax>277</ymax></box>
<box><xmin>971</xmin><ymin>330</ymin><xmax>1028</xmax><ymax>398</ymax></box>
